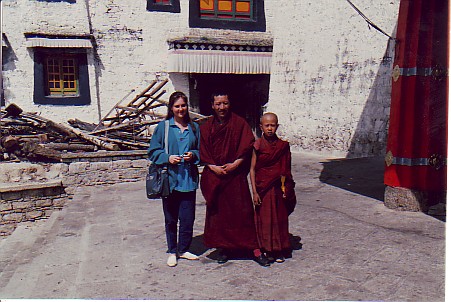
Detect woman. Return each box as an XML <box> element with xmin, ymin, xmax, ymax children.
<box><xmin>147</xmin><ymin>91</ymin><xmax>200</xmax><ymax>267</ymax></box>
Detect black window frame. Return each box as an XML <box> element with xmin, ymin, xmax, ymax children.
<box><xmin>33</xmin><ymin>48</ymin><xmax>91</xmax><ymax>106</ymax></box>
<box><xmin>146</xmin><ymin>0</ymin><xmax>181</xmax><ymax>13</ymax></box>
<box><xmin>189</xmin><ymin>0</ymin><xmax>266</xmax><ymax>32</ymax></box>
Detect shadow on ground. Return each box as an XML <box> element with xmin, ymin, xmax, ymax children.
<box><xmin>190</xmin><ymin>233</ymin><xmax>303</xmax><ymax>260</ymax></box>
<box><xmin>319</xmin><ymin>156</ymin><xmax>386</xmax><ymax>201</ymax></box>
<box><xmin>319</xmin><ymin>156</ymin><xmax>446</xmax><ymax>222</ymax></box>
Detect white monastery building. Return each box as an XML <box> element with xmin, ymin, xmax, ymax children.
<box><xmin>1</xmin><ymin>0</ymin><xmax>400</xmax><ymax>158</ymax></box>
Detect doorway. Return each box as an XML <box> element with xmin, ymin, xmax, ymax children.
<box><xmin>189</xmin><ymin>73</ymin><xmax>270</xmax><ymax>134</ymax></box>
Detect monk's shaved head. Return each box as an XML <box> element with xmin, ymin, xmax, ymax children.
<box><xmin>260</xmin><ymin>112</ymin><xmax>278</xmax><ymax>125</ymax></box>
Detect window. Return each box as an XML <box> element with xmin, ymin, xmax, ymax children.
<box><xmin>33</xmin><ymin>49</ymin><xmax>91</xmax><ymax>105</ymax></box>
<box><xmin>200</xmin><ymin>0</ymin><xmax>252</xmax><ymax>20</ymax></box>
<box><xmin>46</xmin><ymin>56</ymin><xmax>79</xmax><ymax>96</ymax></box>
<box><xmin>190</xmin><ymin>0</ymin><xmax>266</xmax><ymax>31</ymax></box>
<box><xmin>146</xmin><ymin>0</ymin><xmax>180</xmax><ymax>13</ymax></box>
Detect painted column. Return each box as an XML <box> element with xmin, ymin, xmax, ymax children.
<box><xmin>384</xmin><ymin>0</ymin><xmax>448</xmax><ymax>211</ymax></box>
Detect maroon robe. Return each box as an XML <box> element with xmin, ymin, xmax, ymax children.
<box><xmin>200</xmin><ymin>113</ymin><xmax>259</xmax><ymax>250</ymax></box>
<box><xmin>253</xmin><ymin>136</ymin><xmax>296</xmax><ymax>252</ymax></box>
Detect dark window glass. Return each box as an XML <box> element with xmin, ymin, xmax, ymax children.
<box><xmin>147</xmin><ymin>0</ymin><xmax>180</xmax><ymax>13</ymax></box>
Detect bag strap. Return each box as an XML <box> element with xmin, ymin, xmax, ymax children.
<box><xmin>164</xmin><ymin>120</ymin><xmax>169</xmax><ymax>154</ymax></box>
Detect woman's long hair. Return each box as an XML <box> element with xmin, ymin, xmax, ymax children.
<box><xmin>166</xmin><ymin>91</ymin><xmax>196</xmax><ymax>131</ymax></box>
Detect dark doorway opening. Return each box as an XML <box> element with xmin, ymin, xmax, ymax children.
<box><xmin>189</xmin><ymin>73</ymin><xmax>270</xmax><ymax>134</ymax></box>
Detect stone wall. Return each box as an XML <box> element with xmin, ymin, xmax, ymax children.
<box><xmin>0</xmin><ymin>152</ymin><xmax>149</xmax><ymax>236</ymax></box>
<box><xmin>0</xmin><ymin>182</ymin><xmax>67</xmax><ymax>236</ymax></box>
<box><xmin>62</xmin><ymin>158</ymin><xmax>148</xmax><ymax>195</ymax></box>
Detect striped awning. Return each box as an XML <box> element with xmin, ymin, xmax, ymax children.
<box><xmin>26</xmin><ymin>37</ymin><xmax>92</xmax><ymax>48</ymax></box>
<box><xmin>168</xmin><ymin>49</ymin><xmax>272</xmax><ymax>74</ymax></box>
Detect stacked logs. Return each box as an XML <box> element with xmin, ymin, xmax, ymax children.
<box><xmin>0</xmin><ymin>103</ymin><xmax>208</xmax><ymax>163</ymax></box>
<box><xmin>0</xmin><ymin>104</ymin><xmax>97</xmax><ymax>162</ymax></box>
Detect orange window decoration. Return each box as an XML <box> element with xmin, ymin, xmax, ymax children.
<box><xmin>46</xmin><ymin>56</ymin><xmax>78</xmax><ymax>96</ymax></box>
<box><xmin>218</xmin><ymin>1</ymin><xmax>232</xmax><ymax>11</ymax></box>
<box><xmin>200</xmin><ymin>0</ymin><xmax>252</xmax><ymax>20</ymax></box>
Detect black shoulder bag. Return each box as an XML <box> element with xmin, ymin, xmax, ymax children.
<box><xmin>146</xmin><ymin>120</ymin><xmax>170</xmax><ymax>199</ymax></box>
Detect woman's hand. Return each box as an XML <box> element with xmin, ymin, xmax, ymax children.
<box><xmin>182</xmin><ymin>152</ymin><xmax>193</xmax><ymax>162</ymax></box>
<box><xmin>169</xmin><ymin>155</ymin><xmax>182</xmax><ymax>165</ymax></box>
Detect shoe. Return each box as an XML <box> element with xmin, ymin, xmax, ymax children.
<box><xmin>275</xmin><ymin>257</ymin><xmax>285</xmax><ymax>263</ymax></box>
<box><xmin>217</xmin><ymin>253</ymin><xmax>228</xmax><ymax>264</ymax></box>
<box><xmin>255</xmin><ymin>254</ymin><xmax>271</xmax><ymax>267</ymax></box>
<box><xmin>265</xmin><ymin>253</ymin><xmax>275</xmax><ymax>263</ymax></box>
<box><xmin>167</xmin><ymin>254</ymin><xmax>177</xmax><ymax>267</ymax></box>
<box><xmin>179</xmin><ymin>252</ymin><xmax>199</xmax><ymax>260</ymax></box>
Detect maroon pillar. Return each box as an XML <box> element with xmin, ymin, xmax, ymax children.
<box><xmin>384</xmin><ymin>0</ymin><xmax>448</xmax><ymax>211</ymax></box>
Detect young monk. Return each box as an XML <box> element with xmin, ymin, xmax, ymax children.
<box><xmin>250</xmin><ymin>112</ymin><xmax>297</xmax><ymax>263</ymax></box>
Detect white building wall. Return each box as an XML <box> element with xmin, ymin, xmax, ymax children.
<box><xmin>70</xmin><ymin>0</ymin><xmax>275</xmax><ymax>121</ymax></box>
<box><xmin>267</xmin><ymin>1</ymin><xmax>399</xmax><ymax>157</ymax></box>
<box><xmin>2</xmin><ymin>0</ymin><xmax>399</xmax><ymax>158</ymax></box>
<box><xmin>2</xmin><ymin>0</ymin><xmax>97</xmax><ymax>123</ymax></box>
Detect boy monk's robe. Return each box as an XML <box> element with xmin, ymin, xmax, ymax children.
<box><xmin>253</xmin><ymin>135</ymin><xmax>297</xmax><ymax>252</ymax></box>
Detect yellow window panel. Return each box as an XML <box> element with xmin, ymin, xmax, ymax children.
<box><xmin>200</xmin><ymin>0</ymin><xmax>214</xmax><ymax>10</ymax></box>
<box><xmin>236</xmin><ymin>1</ymin><xmax>250</xmax><ymax>13</ymax></box>
<box><xmin>218</xmin><ymin>0</ymin><xmax>232</xmax><ymax>11</ymax></box>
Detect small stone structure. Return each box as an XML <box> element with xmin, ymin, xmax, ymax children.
<box><xmin>61</xmin><ymin>151</ymin><xmax>149</xmax><ymax>195</ymax></box>
<box><xmin>0</xmin><ymin>150</ymin><xmax>149</xmax><ymax>236</ymax></box>
<box><xmin>384</xmin><ymin>186</ymin><xmax>447</xmax><ymax>214</ymax></box>
<box><xmin>0</xmin><ymin>181</ymin><xmax>67</xmax><ymax>236</ymax></box>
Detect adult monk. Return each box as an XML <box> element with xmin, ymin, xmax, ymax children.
<box><xmin>200</xmin><ymin>92</ymin><xmax>270</xmax><ymax>267</ymax></box>
<box><xmin>250</xmin><ymin>112</ymin><xmax>297</xmax><ymax>263</ymax></box>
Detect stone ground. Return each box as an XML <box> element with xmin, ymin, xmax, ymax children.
<box><xmin>0</xmin><ymin>152</ymin><xmax>445</xmax><ymax>301</ymax></box>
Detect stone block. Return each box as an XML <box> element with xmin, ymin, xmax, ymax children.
<box><xmin>53</xmin><ymin>198</ymin><xmax>67</xmax><ymax>208</ymax></box>
<box><xmin>43</xmin><ymin>186</ymin><xmax>64</xmax><ymax>197</ymax></box>
<box><xmin>131</xmin><ymin>159</ymin><xmax>148</xmax><ymax>168</ymax></box>
<box><xmin>102</xmin><ymin>171</ymin><xmax>120</xmax><ymax>182</ymax></box>
<box><xmin>36</xmin><ymin>198</ymin><xmax>53</xmax><ymax>208</ymax></box>
<box><xmin>68</xmin><ymin>162</ymin><xmax>90</xmax><ymax>174</ymax></box>
<box><xmin>90</xmin><ymin>162</ymin><xmax>112</xmax><ymax>171</ymax></box>
<box><xmin>23</xmin><ymin>188</ymin><xmax>45</xmax><ymax>198</ymax></box>
<box><xmin>46</xmin><ymin>163</ymin><xmax>68</xmax><ymax>178</ymax></box>
<box><xmin>384</xmin><ymin>186</ymin><xmax>428</xmax><ymax>212</ymax></box>
<box><xmin>2</xmin><ymin>213</ymin><xmax>24</xmax><ymax>223</ymax></box>
<box><xmin>12</xmin><ymin>201</ymin><xmax>34</xmax><ymax>210</ymax></box>
<box><xmin>0</xmin><ymin>191</ymin><xmax>22</xmax><ymax>201</ymax></box>
<box><xmin>62</xmin><ymin>175</ymin><xmax>78</xmax><ymax>186</ymax></box>
<box><xmin>0</xmin><ymin>202</ymin><xmax>12</xmax><ymax>211</ymax></box>
<box><xmin>64</xmin><ymin>187</ymin><xmax>77</xmax><ymax>196</ymax></box>
<box><xmin>112</xmin><ymin>160</ymin><xmax>132</xmax><ymax>169</ymax></box>
<box><xmin>25</xmin><ymin>210</ymin><xmax>44</xmax><ymax>220</ymax></box>
<box><xmin>120</xmin><ymin>170</ymin><xmax>145</xmax><ymax>181</ymax></box>
<box><xmin>0</xmin><ymin>224</ymin><xmax>17</xmax><ymax>236</ymax></box>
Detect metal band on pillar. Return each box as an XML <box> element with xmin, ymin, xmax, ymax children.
<box><xmin>392</xmin><ymin>65</ymin><xmax>448</xmax><ymax>82</ymax></box>
<box><xmin>385</xmin><ymin>151</ymin><xmax>447</xmax><ymax>170</ymax></box>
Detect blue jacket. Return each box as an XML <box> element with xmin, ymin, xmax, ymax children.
<box><xmin>147</xmin><ymin>119</ymin><xmax>200</xmax><ymax>193</ymax></box>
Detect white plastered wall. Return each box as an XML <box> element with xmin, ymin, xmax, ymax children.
<box><xmin>267</xmin><ymin>1</ymin><xmax>399</xmax><ymax>157</ymax></box>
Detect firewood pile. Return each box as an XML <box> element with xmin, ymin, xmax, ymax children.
<box><xmin>0</xmin><ymin>80</ymin><xmax>208</xmax><ymax>163</ymax></box>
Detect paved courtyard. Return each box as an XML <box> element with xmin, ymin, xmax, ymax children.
<box><xmin>0</xmin><ymin>152</ymin><xmax>445</xmax><ymax>301</ymax></box>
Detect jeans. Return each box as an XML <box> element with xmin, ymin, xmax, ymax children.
<box><xmin>162</xmin><ymin>190</ymin><xmax>196</xmax><ymax>254</ymax></box>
